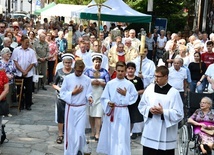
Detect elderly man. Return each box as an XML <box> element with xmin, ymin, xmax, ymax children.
<box><xmin>11</xmin><ymin>35</ymin><xmax>37</xmax><ymax>110</ymax></box>
<box><xmin>168</xmin><ymin>58</ymin><xmax>188</xmax><ymax>102</ymax></box>
<box><xmin>124</xmin><ymin>38</ymin><xmax>138</xmax><ymax>61</ymax></box>
<box><xmin>129</xmin><ymin>29</ymin><xmax>141</xmax><ymax>50</ymax></box>
<box><xmin>108</xmin><ymin>43</ymin><xmax>130</xmax><ymax>78</ymax></box>
<box><xmin>33</xmin><ymin>33</ymin><xmax>49</xmax><ymax>90</ymax></box>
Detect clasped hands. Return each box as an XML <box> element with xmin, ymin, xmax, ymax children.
<box><xmin>150</xmin><ymin>103</ymin><xmax>163</xmax><ymax>115</ymax></box>
<box><xmin>92</xmin><ymin>80</ymin><xmax>105</xmax><ymax>86</ymax></box>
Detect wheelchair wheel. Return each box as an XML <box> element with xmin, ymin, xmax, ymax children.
<box><xmin>178</xmin><ymin>125</ymin><xmax>189</xmax><ymax>155</ymax></box>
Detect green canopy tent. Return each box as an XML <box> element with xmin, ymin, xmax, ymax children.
<box><xmin>34</xmin><ymin>2</ymin><xmax>56</xmax><ymax>15</ymax></box>
<box><xmin>79</xmin><ymin>0</ymin><xmax>151</xmax><ymax>23</ymax></box>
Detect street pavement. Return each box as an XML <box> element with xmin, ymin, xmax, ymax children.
<box><xmin>0</xmin><ymin>85</ymin><xmax>190</xmax><ymax>155</ymax></box>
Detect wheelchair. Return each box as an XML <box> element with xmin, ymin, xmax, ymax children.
<box><xmin>177</xmin><ymin>92</ymin><xmax>214</xmax><ymax>155</ymax></box>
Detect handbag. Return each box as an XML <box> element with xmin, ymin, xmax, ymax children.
<box><xmin>33</xmin><ymin>74</ymin><xmax>39</xmax><ymax>83</ymax></box>
<box><xmin>201</xmin><ymin>127</ymin><xmax>214</xmax><ymax>136</ymax></box>
<box><xmin>0</xmin><ymin>100</ymin><xmax>9</xmax><ymax>116</ymax></box>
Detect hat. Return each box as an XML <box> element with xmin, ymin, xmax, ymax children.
<box><xmin>91</xmin><ymin>53</ymin><xmax>103</xmax><ymax>61</ymax></box>
<box><xmin>1</xmin><ymin>47</ymin><xmax>11</xmax><ymax>56</ymax></box>
<box><xmin>61</xmin><ymin>53</ymin><xmax>75</xmax><ymax>60</ymax></box>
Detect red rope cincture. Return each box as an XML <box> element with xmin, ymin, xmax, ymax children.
<box><xmin>106</xmin><ymin>105</ymin><xmax>127</xmax><ymax>122</ymax></box>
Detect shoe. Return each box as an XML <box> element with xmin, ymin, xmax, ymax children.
<box><xmin>6</xmin><ymin>113</ymin><xmax>12</xmax><ymax>117</ymax></box>
<box><xmin>26</xmin><ymin>107</ymin><xmax>32</xmax><ymax>111</ymax></box>
<box><xmin>77</xmin><ymin>151</ymin><xmax>82</xmax><ymax>155</ymax></box>
<box><xmin>131</xmin><ymin>133</ymin><xmax>137</xmax><ymax>139</ymax></box>
<box><xmin>95</xmin><ymin>137</ymin><xmax>99</xmax><ymax>142</ymax></box>
<box><xmin>56</xmin><ymin>136</ymin><xmax>63</xmax><ymax>144</ymax></box>
<box><xmin>42</xmin><ymin>86</ymin><xmax>47</xmax><ymax>90</ymax></box>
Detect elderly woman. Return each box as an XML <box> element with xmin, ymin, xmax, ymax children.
<box><xmin>0</xmin><ymin>47</ymin><xmax>16</xmax><ymax>117</ymax></box>
<box><xmin>188</xmin><ymin>97</ymin><xmax>214</xmax><ymax>155</ymax></box>
<box><xmin>0</xmin><ymin>37</ymin><xmax>14</xmax><ymax>52</ymax></box>
<box><xmin>52</xmin><ymin>53</ymin><xmax>75</xmax><ymax>144</ymax></box>
<box><xmin>84</xmin><ymin>53</ymin><xmax>110</xmax><ymax>141</ymax></box>
<box><xmin>175</xmin><ymin>44</ymin><xmax>190</xmax><ymax>67</ymax></box>
<box><xmin>0</xmin><ymin>69</ymin><xmax>9</xmax><ymax>132</ymax></box>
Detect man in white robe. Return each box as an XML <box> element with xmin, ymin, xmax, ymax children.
<box><xmin>132</xmin><ymin>48</ymin><xmax>156</xmax><ymax>88</ymax></box>
<box><xmin>138</xmin><ymin>66</ymin><xmax>184</xmax><ymax>155</ymax></box>
<box><xmin>60</xmin><ymin>60</ymin><xmax>93</xmax><ymax>155</ymax></box>
<box><xmin>97</xmin><ymin>61</ymin><xmax>138</xmax><ymax>155</ymax></box>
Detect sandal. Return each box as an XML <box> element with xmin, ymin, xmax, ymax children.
<box><xmin>56</xmin><ymin>136</ymin><xmax>63</xmax><ymax>144</ymax></box>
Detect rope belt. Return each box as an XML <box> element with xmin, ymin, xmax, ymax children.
<box><xmin>106</xmin><ymin>105</ymin><xmax>127</xmax><ymax>122</ymax></box>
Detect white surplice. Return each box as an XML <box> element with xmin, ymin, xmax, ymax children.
<box><xmin>96</xmin><ymin>78</ymin><xmax>138</xmax><ymax>155</ymax></box>
<box><xmin>60</xmin><ymin>73</ymin><xmax>92</xmax><ymax>155</ymax></box>
<box><xmin>138</xmin><ymin>83</ymin><xmax>184</xmax><ymax>150</ymax></box>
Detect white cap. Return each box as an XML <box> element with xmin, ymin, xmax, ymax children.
<box><xmin>61</xmin><ymin>53</ymin><xmax>75</xmax><ymax>60</ymax></box>
<box><xmin>91</xmin><ymin>53</ymin><xmax>103</xmax><ymax>61</ymax></box>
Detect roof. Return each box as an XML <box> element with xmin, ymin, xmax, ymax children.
<box><xmin>79</xmin><ymin>0</ymin><xmax>152</xmax><ymax>23</ymax></box>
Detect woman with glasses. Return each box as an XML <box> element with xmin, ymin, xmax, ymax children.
<box><xmin>188</xmin><ymin>97</ymin><xmax>214</xmax><ymax>155</ymax></box>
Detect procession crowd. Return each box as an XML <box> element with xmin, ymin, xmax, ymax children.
<box><xmin>0</xmin><ymin>16</ymin><xmax>214</xmax><ymax>155</ymax></box>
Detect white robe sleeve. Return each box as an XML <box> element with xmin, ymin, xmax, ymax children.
<box><xmin>86</xmin><ymin>78</ymin><xmax>92</xmax><ymax>101</ymax></box>
<box><xmin>138</xmin><ymin>86</ymin><xmax>153</xmax><ymax>123</ymax></box>
<box><xmin>163</xmin><ymin>90</ymin><xmax>184</xmax><ymax>128</ymax></box>
<box><xmin>100</xmin><ymin>83</ymin><xmax>112</xmax><ymax>114</ymax></box>
<box><xmin>59</xmin><ymin>76</ymin><xmax>73</xmax><ymax>104</ymax></box>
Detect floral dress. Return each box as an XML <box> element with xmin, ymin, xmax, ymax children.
<box><xmin>190</xmin><ymin>109</ymin><xmax>214</xmax><ymax>144</ymax></box>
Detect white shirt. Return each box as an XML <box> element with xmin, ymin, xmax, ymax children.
<box><xmin>157</xmin><ymin>36</ymin><xmax>167</xmax><ymax>48</ymax></box>
<box><xmin>205</xmin><ymin>64</ymin><xmax>214</xmax><ymax>92</ymax></box>
<box><xmin>11</xmin><ymin>46</ymin><xmax>37</xmax><ymax>77</ymax></box>
<box><xmin>168</xmin><ymin>66</ymin><xmax>187</xmax><ymax>92</ymax></box>
<box><xmin>132</xmin><ymin>57</ymin><xmax>156</xmax><ymax>88</ymax></box>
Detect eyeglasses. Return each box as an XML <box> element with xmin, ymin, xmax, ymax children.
<box><xmin>0</xmin><ymin>27</ymin><xmax>5</xmax><ymax>28</ymax></box>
